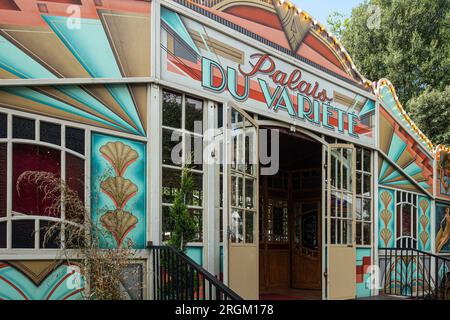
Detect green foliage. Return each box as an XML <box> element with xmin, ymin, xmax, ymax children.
<box><xmin>326</xmin><ymin>12</ymin><xmax>351</xmax><ymax>40</ymax></box>
<box><xmin>408</xmin><ymin>86</ymin><xmax>450</xmax><ymax>146</ymax></box>
<box><xmin>168</xmin><ymin>166</ymin><xmax>197</xmax><ymax>251</ymax></box>
<box><xmin>337</xmin><ymin>0</ymin><xmax>450</xmax><ymax>106</ymax></box>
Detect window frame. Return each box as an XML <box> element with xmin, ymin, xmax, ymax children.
<box><xmin>355</xmin><ymin>147</ymin><xmax>373</xmax><ymax>247</ymax></box>
<box><xmin>0</xmin><ymin>111</ymin><xmax>87</xmax><ymax>251</ymax></box>
<box><xmin>160</xmin><ymin>88</ymin><xmax>206</xmax><ymax>244</ymax></box>
<box><xmin>395</xmin><ymin>190</ymin><xmax>418</xmax><ymax>248</ymax></box>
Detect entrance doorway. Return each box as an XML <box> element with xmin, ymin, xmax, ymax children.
<box><xmin>259</xmin><ymin>130</ymin><xmax>322</xmax><ymax>300</ymax></box>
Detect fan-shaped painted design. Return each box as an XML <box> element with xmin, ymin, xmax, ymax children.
<box><xmin>0</xmin><ymin>0</ymin><xmax>150</xmax><ymax>136</ymax></box>
<box><xmin>377</xmin><ymin>80</ymin><xmax>433</xmax><ymax>151</ymax></box>
<box><xmin>100</xmin><ymin>176</ymin><xmax>138</xmax><ymax>209</ymax></box>
<box><xmin>379</xmin><ymin>190</ymin><xmax>394</xmax><ymax>247</ymax></box>
<box><xmin>100</xmin><ymin>209</ymin><xmax>138</xmax><ymax>247</ymax></box>
<box><xmin>418</xmin><ymin>196</ymin><xmax>431</xmax><ymax>251</ymax></box>
<box><xmin>92</xmin><ymin>134</ymin><xmax>146</xmax><ymax>249</ymax></box>
<box><xmin>100</xmin><ymin>141</ymin><xmax>139</xmax><ymax>177</ymax></box>
<box><xmin>378</xmin><ymin>107</ymin><xmax>433</xmax><ymax>193</ymax></box>
<box><xmin>385</xmin><ymin>257</ymin><xmax>428</xmax><ymax>296</ymax></box>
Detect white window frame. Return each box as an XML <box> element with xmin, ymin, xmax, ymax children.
<box><xmin>160</xmin><ymin>88</ymin><xmax>206</xmax><ymax>245</ymax></box>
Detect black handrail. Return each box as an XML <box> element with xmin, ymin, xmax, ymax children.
<box><xmin>380</xmin><ymin>248</ymin><xmax>450</xmax><ymax>299</ymax></box>
<box><xmin>149</xmin><ymin>245</ymin><xmax>242</xmax><ymax>300</ymax></box>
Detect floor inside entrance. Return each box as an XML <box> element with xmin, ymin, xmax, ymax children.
<box><xmin>260</xmin><ymin>289</ymin><xmax>322</xmax><ymax>300</ymax></box>
<box><xmin>259</xmin><ymin>130</ymin><xmax>323</xmax><ymax>300</ymax></box>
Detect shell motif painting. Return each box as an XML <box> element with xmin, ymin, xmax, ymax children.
<box><xmin>101</xmin><ymin>177</ymin><xmax>138</xmax><ymax>209</ymax></box>
<box><xmin>100</xmin><ymin>141</ymin><xmax>139</xmax><ymax>177</ymax></box>
<box><xmin>380</xmin><ymin>191</ymin><xmax>393</xmax><ymax>247</ymax></box>
<box><xmin>419</xmin><ymin>199</ymin><xmax>430</xmax><ymax>248</ymax></box>
<box><xmin>99</xmin><ymin>141</ymin><xmax>140</xmax><ymax>247</ymax></box>
<box><xmin>100</xmin><ymin>209</ymin><xmax>138</xmax><ymax>247</ymax></box>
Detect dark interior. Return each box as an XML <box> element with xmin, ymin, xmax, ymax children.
<box><xmin>259</xmin><ymin>129</ymin><xmax>323</xmax><ymax>300</ymax></box>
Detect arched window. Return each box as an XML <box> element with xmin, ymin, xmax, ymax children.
<box><xmin>0</xmin><ymin>113</ymin><xmax>85</xmax><ymax>250</ymax></box>
<box><xmin>395</xmin><ymin>191</ymin><xmax>418</xmax><ymax>248</ymax></box>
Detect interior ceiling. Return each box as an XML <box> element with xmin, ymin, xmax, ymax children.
<box><xmin>276</xmin><ymin>130</ymin><xmax>322</xmax><ymax>171</ymax></box>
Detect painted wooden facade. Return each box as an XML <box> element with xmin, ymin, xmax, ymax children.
<box><xmin>0</xmin><ymin>0</ymin><xmax>448</xmax><ymax>300</ymax></box>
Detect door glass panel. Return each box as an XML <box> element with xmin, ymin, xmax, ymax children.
<box><xmin>245</xmin><ymin>178</ymin><xmax>254</xmax><ymax>209</ymax></box>
<box><xmin>245</xmin><ymin>211</ymin><xmax>254</xmax><ymax>243</ymax></box>
<box><xmin>328</xmin><ymin>145</ymin><xmax>355</xmax><ymax>246</ymax></box>
<box><xmin>228</xmin><ymin>107</ymin><xmax>257</xmax><ymax>245</ymax></box>
<box><xmin>230</xmin><ymin>209</ymin><xmax>243</xmax><ymax>243</ymax></box>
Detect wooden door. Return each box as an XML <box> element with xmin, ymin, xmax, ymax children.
<box><xmin>291</xmin><ymin>201</ymin><xmax>321</xmax><ymax>289</ymax></box>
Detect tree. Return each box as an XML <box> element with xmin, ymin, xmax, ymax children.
<box><xmin>408</xmin><ymin>86</ymin><xmax>450</xmax><ymax>146</ymax></box>
<box><xmin>326</xmin><ymin>12</ymin><xmax>350</xmax><ymax>40</ymax></box>
<box><xmin>168</xmin><ymin>166</ymin><xmax>197</xmax><ymax>251</ymax></box>
<box><xmin>328</xmin><ymin>0</ymin><xmax>450</xmax><ymax>107</ymax></box>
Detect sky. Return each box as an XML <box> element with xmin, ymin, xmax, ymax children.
<box><xmin>292</xmin><ymin>0</ymin><xmax>364</xmax><ymax>26</ymax></box>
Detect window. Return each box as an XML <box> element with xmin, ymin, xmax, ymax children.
<box><xmin>325</xmin><ymin>135</ymin><xmax>374</xmax><ymax>247</ymax></box>
<box><xmin>395</xmin><ymin>190</ymin><xmax>418</xmax><ymax>248</ymax></box>
<box><xmin>355</xmin><ymin>147</ymin><xmax>373</xmax><ymax>246</ymax></box>
<box><xmin>0</xmin><ymin>114</ymin><xmax>85</xmax><ymax>249</ymax></box>
<box><xmin>161</xmin><ymin>90</ymin><xmax>204</xmax><ymax>242</ymax></box>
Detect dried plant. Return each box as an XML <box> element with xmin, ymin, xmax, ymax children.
<box><xmin>16</xmin><ymin>170</ymin><xmax>140</xmax><ymax>300</ymax></box>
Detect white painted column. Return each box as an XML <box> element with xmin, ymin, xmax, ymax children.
<box><xmin>149</xmin><ymin>84</ymin><xmax>162</xmax><ymax>246</ymax></box>
<box><xmin>205</xmin><ymin>100</ymin><xmax>218</xmax><ymax>276</ymax></box>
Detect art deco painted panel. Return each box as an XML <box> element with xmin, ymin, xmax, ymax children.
<box><xmin>0</xmin><ymin>84</ymin><xmax>148</xmax><ymax>136</ymax></box>
<box><xmin>160</xmin><ymin>7</ymin><xmax>376</xmax><ymax>147</ymax></box>
<box><xmin>91</xmin><ymin>133</ymin><xmax>146</xmax><ymax>249</ymax></box>
<box><xmin>378</xmin><ymin>107</ymin><xmax>433</xmax><ymax>193</ymax></box>
<box><xmin>417</xmin><ymin>196</ymin><xmax>431</xmax><ymax>252</ymax></box>
<box><xmin>436</xmin><ymin>203</ymin><xmax>450</xmax><ymax>254</ymax></box>
<box><xmin>0</xmin><ymin>261</ymin><xmax>84</xmax><ymax>300</ymax></box>
<box><xmin>378</xmin><ymin>188</ymin><xmax>395</xmax><ymax>248</ymax></box>
<box><xmin>0</xmin><ymin>0</ymin><xmax>151</xmax><ymax>79</ymax></box>
<box><xmin>163</xmin><ymin>0</ymin><xmax>368</xmax><ymax>83</ymax></box>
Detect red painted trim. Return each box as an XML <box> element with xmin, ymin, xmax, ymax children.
<box><xmin>0</xmin><ymin>275</ymin><xmax>28</xmax><ymax>300</ymax></box>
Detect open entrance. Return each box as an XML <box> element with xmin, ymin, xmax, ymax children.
<box><xmin>259</xmin><ymin>129</ymin><xmax>323</xmax><ymax>300</ymax></box>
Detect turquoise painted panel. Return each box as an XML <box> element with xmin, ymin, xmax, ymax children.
<box><xmin>42</xmin><ymin>15</ymin><xmax>122</xmax><ymax>78</ymax></box>
<box><xmin>359</xmin><ymin>99</ymin><xmax>375</xmax><ymax>117</ymax></box>
<box><xmin>58</xmin><ymin>86</ymin><xmax>139</xmax><ymax>135</ymax></box>
<box><xmin>186</xmin><ymin>246</ymin><xmax>203</xmax><ymax>266</ymax></box>
<box><xmin>105</xmin><ymin>84</ymin><xmax>145</xmax><ymax>135</ymax></box>
<box><xmin>161</xmin><ymin>7</ymin><xmax>199</xmax><ymax>55</ymax></box>
<box><xmin>0</xmin><ymin>87</ymin><xmax>123</xmax><ymax>130</ymax></box>
<box><xmin>418</xmin><ymin>196</ymin><xmax>431</xmax><ymax>252</ymax></box>
<box><xmin>0</xmin><ymin>263</ymin><xmax>84</xmax><ymax>300</ymax></box>
<box><xmin>378</xmin><ymin>188</ymin><xmax>395</xmax><ymax>248</ymax></box>
<box><xmin>91</xmin><ymin>133</ymin><xmax>147</xmax><ymax>249</ymax></box>
<box><xmin>0</xmin><ymin>35</ymin><xmax>57</xmax><ymax>79</ymax></box>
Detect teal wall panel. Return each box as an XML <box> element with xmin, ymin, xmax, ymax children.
<box><xmin>91</xmin><ymin>133</ymin><xmax>147</xmax><ymax>249</ymax></box>
<box><xmin>378</xmin><ymin>188</ymin><xmax>395</xmax><ymax>248</ymax></box>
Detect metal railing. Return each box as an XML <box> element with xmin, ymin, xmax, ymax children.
<box><xmin>149</xmin><ymin>245</ymin><xmax>242</xmax><ymax>300</ymax></box>
<box><xmin>380</xmin><ymin>248</ymin><xmax>450</xmax><ymax>299</ymax></box>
